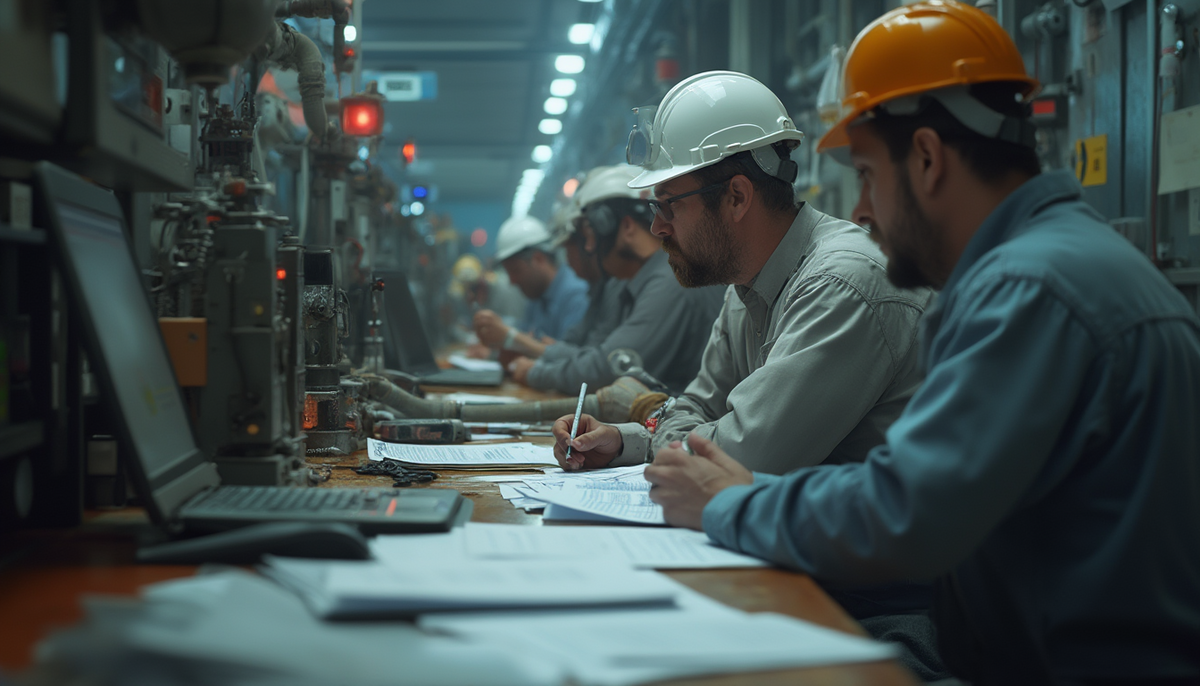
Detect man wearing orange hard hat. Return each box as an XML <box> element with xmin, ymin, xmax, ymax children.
<box><xmin>644</xmin><ymin>2</ymin><xmax>1200</xmax><ymax>684</ymax></box>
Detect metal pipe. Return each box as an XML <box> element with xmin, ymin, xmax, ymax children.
<box><xmin>365</xmin><ymin>376</ymin><xmax>650</xmax><ymax>424</ymax></box>
<box><xmin>255</xmin><ymin>22</ymin><xmax>328</xmax><ymax>138</ymax></box>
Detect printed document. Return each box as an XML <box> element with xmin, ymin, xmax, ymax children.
<box><xmin>463</xmin><ymin>523</ymin><xmax>767</xmax><ymax>569</ymax></box>
<box><xmin>367</xmin><ymin>438</ymin><xmax>557</xmax><ymax>468</ymax></box>
<box><xmin>536</xmin><ymin>481</ymin><xmax>665</xmax><ymax>525</ymax></box>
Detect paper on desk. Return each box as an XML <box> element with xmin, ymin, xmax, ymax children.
<box><xmin>419</xmin><ymin>600</ymin><xmax>896</xmax><ymax>686</ymax></box>
<box><xmin>263</xmin><ymin>557</ymin><xmax>679</xmax><ymax>619</ymax></box>
<box><xmin>463</xmin><ymin>523</ymin><xmax>767</xmax><ymax>569</ymax></box>
<box><xmin>50</xmin><ymin>570</ymin><xmax>561</xmax><ymax>686</ymax></box>
<box><xmin>468</xmin><ymin>432</ymin><xmax>514</xmax><ymax>442</ymax></box>
<box><xmin>368</xmin><ymin>438</ymin><xmax>557</xmax><ymax>469</ymax></box>
<box><xmin>447</xmin><ymin>354</ymin><xmax>503</xmax><ymax>373</ymax></box>
<box><xmin>537</xmin><ymin>481</ymin><xmax>666</xmax><ymax>525</ymax></box>
<box><xmin>370</xmin><ymin>528</ymin><xmax>471</xmax><ymax>566</ymax></box>
<box><xmin>438</xmin><ymin>392</ymin><xmax>523</xmax><ymax>405</ymax></box>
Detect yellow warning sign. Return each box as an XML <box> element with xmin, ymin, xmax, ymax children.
<box><xmin>1075</xmin><ymin>134</ymin><xmax>1108</xmax><ymax>187</ymax></box>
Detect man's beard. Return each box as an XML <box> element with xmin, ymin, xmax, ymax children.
<box><xmin>663</xmin><ymin>208</ymin><xmax>742</xmax><ymax>287</ymax></box>
<box><xmin>878</xmin><ymin>170</ymin><xmax>944</xmax><ymax>290</ymax></box>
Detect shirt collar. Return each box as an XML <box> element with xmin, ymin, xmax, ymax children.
<box><xmin>735</xmin><ymin>203</ymin><xmax>815</xmax><ymax>310</ymax></box>
<box><xmin>940</xmin><ymin>170</ymin><xmax>1083</xmax><ymax>297</ymax></box>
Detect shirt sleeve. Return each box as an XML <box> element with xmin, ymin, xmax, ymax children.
<box><xmin>609</xmin><ymin>422</ymin><xmax>653</xmax><ymax>467</ymax></box>
<box><xmin>652</xmin><ymin>289</ymin><xmax>739</xmax><ymax>453</ymax></box>
<box><xmin>655</xmin><ymin>273</ymin><xmax>916</xmax><ymax>474</ymax></box>
<box><xmin>525</xmin><ymin>270</ymin><xmax>703</xmax><ymax>395</ymax></box>
<box><xmin>702</xmin><ymin>276</ymin><xmax>1097</xmax><ymax>585</ymax></box>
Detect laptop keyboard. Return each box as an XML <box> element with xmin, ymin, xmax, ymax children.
<box><xmin>193</xmin><ymin>486</ymin><xmax>363</xmax><ymax>512</ymax></box>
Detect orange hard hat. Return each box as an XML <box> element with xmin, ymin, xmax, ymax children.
<box><xmin>817</xmin><ymin>0</ymin><xmax>1038</xmax><ymax>153</ymax></box>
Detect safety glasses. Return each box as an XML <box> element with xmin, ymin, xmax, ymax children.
<box><xmin>625</xmin><ymin>105</ymin><xmax>659</xmax><ymax>167</ymax></box>
<box><xmin>646</xmin><ymin>179</ymin><xmax>731</xmax><ymax>222</ymax></box>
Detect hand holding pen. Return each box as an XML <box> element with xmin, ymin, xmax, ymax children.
<box><xmin>551</xmin><ymin>413</ymin><xmax>624</xmax><ymax>471</ymax></box>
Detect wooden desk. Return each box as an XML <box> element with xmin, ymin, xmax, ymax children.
<box><xmin>0</xmin><ymin>388</ymin><xmax>917</xmax><ymax>685</ymax></box>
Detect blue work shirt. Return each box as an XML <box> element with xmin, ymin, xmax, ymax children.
<box><xmin>703</xmin><ymin>171</ymin><xmax>1200</xmax><ymax>684</ymax></box>
<box><xmin>515</xmin><ymin>265</ymin><xmax>590</xmax><ymax>341</ymax></box>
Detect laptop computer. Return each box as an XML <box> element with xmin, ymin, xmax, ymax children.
<box><xmin>34</xmin><ymin>162</ymin><xmax>463</xmax><ymax>535</ymax></box>
<box><xmin>377</xmin><ymin>270</ymin><xmax>504</xmax><ymax>387</ymax></box>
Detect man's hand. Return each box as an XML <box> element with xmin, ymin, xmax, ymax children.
<box><xmin>552</xmin><ymin>413</ymin><xmax>622</xmax><ymax>471</ymax></box>
<box><xmin>645</xmin><ymin>434</ymin><xmax>753</xmax><ymax>530</ymax></box>
<box><xmin>508</xmin><ymin>356</ymin><xmax>536</xmax><ymax>384</ymax></box>
<box><xmin>473</xmin><ymin>309</ymin><xmax>509</xmax><ymax>348</ymax></box>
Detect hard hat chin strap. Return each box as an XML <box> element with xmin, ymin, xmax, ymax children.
<box><xmin>881</xmin><ymin>86</ymin><xmax>1036</xmax><ymax>149</ymax></box>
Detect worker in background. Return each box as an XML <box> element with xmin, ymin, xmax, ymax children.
<box><xmin>448</xmin><ymin>253</ymin><xmax>524</xmax><ymax>346</ymax></box>
<box><xmin>552</xmin><ymin>71</ymin><xmax>941</xmax><ymax>679</ymax></box>
<box><xmin>642</xmin><ymin>3</ymin><xmax>1200</xmax><ymax>684</ymax></box>
<box><xmin>470</xmin><ymin>216</ymin><xmax>589</xmax><ymax>363</ymax></box>
<box><xmin>548</xmin><ymin>182</ymin><xmax>630</xmax><ymax>351</ymax></box>
<box><xmin>510</xmin><ymin>165</ymin><xmax>725</xmax><ymax>394</ymax></box>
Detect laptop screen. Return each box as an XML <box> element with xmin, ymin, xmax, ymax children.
<box><xmin>36</xmin><ymin>163</ymin><xmax>218</xmax><ymax>521</ymax></box>
<box><xmin>377</xmin><ymin>271</ymin><xmax>438</xmax><ymax>373</ymax></box>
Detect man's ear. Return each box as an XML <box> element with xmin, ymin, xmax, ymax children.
<box><xmin>727</xmin><ymin>175</ymin><xmax>753</xmax><ymax>223</ymax></box>
<box><xmin>909</xmin><ymin>127</ymin><xmax>947</xmax><ymax>198</ymax></box>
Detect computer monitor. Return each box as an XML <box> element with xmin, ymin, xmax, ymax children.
<box><xmin>35</xmin><ymin>163</ymin><xmax>220</xmax><ymax>524</ymax></box>
<box><xmin>377</xmin><ymin>270</ymin><xmax>440</xmax><ymax>374</ymax></box>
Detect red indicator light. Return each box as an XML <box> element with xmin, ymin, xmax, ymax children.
<box><xmin>1032</xmin><ymin>100</ymin><xmax>1056</xmax><ymax>116</ymax></box>
<box><xmin>276</xmin><ymin>268</ymin><xmax>287</xmax><ymax>280</ymax></box>
<box><xmin>401</xmin><ymin>139</ymin><xmax>417</xmax><ymax>164</ymax></box>
<box><xmin>340</xmin><ymin>97</ymin><xmax>384</xmax><ymax>136</ymax></box>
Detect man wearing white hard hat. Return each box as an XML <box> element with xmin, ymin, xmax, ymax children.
<box><xmin>511</xmin><ymin>164</ymin><xmax>725</xmax><ymax>394</ymax></box>
<box><xmin>550</xmin><ymin>69</ymin><xmax>943</xmax><ymax>679</ymax></box>
<box><xmin>472</xmin><ymin>215</ymin><xmax>588</xmax><ymax>361</ymax></box>
<box><xmin>555</xmin><ymin>71</ymin><xmax>932</xmax><ymax>480</ymax></box>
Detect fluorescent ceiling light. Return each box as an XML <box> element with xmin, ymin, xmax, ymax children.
<box><xmin>568</xmin><ymin>23</ymin><xmax>595</xmax><ymax>45</ymax></box>
<box><xmin>543</xmin><ymin>97</ymin><xmax>568</xmax><ymax>115</ymax></box>
<box><xmin>554</xmin><ymin>55</ymin><xmax>585</xmax><ymax>74</ymax></box>
<box><xmin>343</xmin><ymin>25</ymin><xmax>357</xmax><ymax>42</ymax></box>
<box><xmin>538</xmin><ymin>118</ymin><xmax>563</xmax><ymax>135</ymax></box>
<box><xmin>532</xmin><ymin>145</ymin><xmax>553</xmax><ymax>163</ymax></box>
<box><xmin>578</xmin><ymin>0</ymin><xmax>602</xmax><ymax>3</ymax></box>
<box><xmin>550</xmin><ymin>78</ymin><xmax>577</xmax><ymax>97</ymax></box>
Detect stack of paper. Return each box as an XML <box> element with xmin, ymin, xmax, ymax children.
<box><xmin>262</xmin><ymin>556</ymin><xmax>680</xmax><ymax>619</ymax></box>
<box><xmin>33</xmin><ymin>569</ymin><xmax>561</xmax><ymax>686</ymax></box>
<box><xmin>447</xmin><ymin>354</ymin><xmax>503</xmax><ymax>372</ymax></box>
<box><xmin>368</xmin><ymin>523</ymin><xmax>767</xmax><ymax>570</ymax></box>
<box><xmin>479</xmin><ymin>464</ymin><xmax>666</xmax><ymax>524</ymax></box>
<box><xmin>368</xmin><ymin>438</ymin><xmax>557</xmax><ymax>470</ymax></box>
<box><xmin>419</xmin><ymin>603</ymin><xmax>897</xmax><ymax>686</ymax></box>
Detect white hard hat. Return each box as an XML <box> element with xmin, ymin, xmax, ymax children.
<box><xmin>574</xmin><ymin>165</ymin><xmax>646</xmax><ymax>210</ymax></box>
<box><xmin>495</xmin><ymin>215</ymin><xmax>553</xmax><ymax>261</ymax></box>
<box><xmin>626</xmin><ymin>70</ymin><xmax>805</xmax><ymax>189</ymax></box>
<box><xmin>570</xmin><ymin>165</ymin><xmax>653</xmax><ymax>239</ymax></box>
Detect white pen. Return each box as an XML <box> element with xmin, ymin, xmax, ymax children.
<box><xmin>564</xmin><ymin>382</ymin><xmax>588</xmax><ymax>462</ymax></box>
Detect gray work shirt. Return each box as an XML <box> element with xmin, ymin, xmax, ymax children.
<box><xmin>527</xmin><ymin>250</ymin><xmax>724</xmax><ymax>395</ymax></box>
<box><xmin>611</xmin><ymin>203</ymin><xmax>933</xmax><ymax>474</ymax></box>
<box><xmin>547</xmin><ymin>277</ymin><xmax>626</xmax><ymax>351</ymax></box>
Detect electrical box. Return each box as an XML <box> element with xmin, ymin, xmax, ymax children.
<box><xmin>159</xmin><ymin>317</ymin><xmax>207</xmax><ymax>387</ymax></box>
